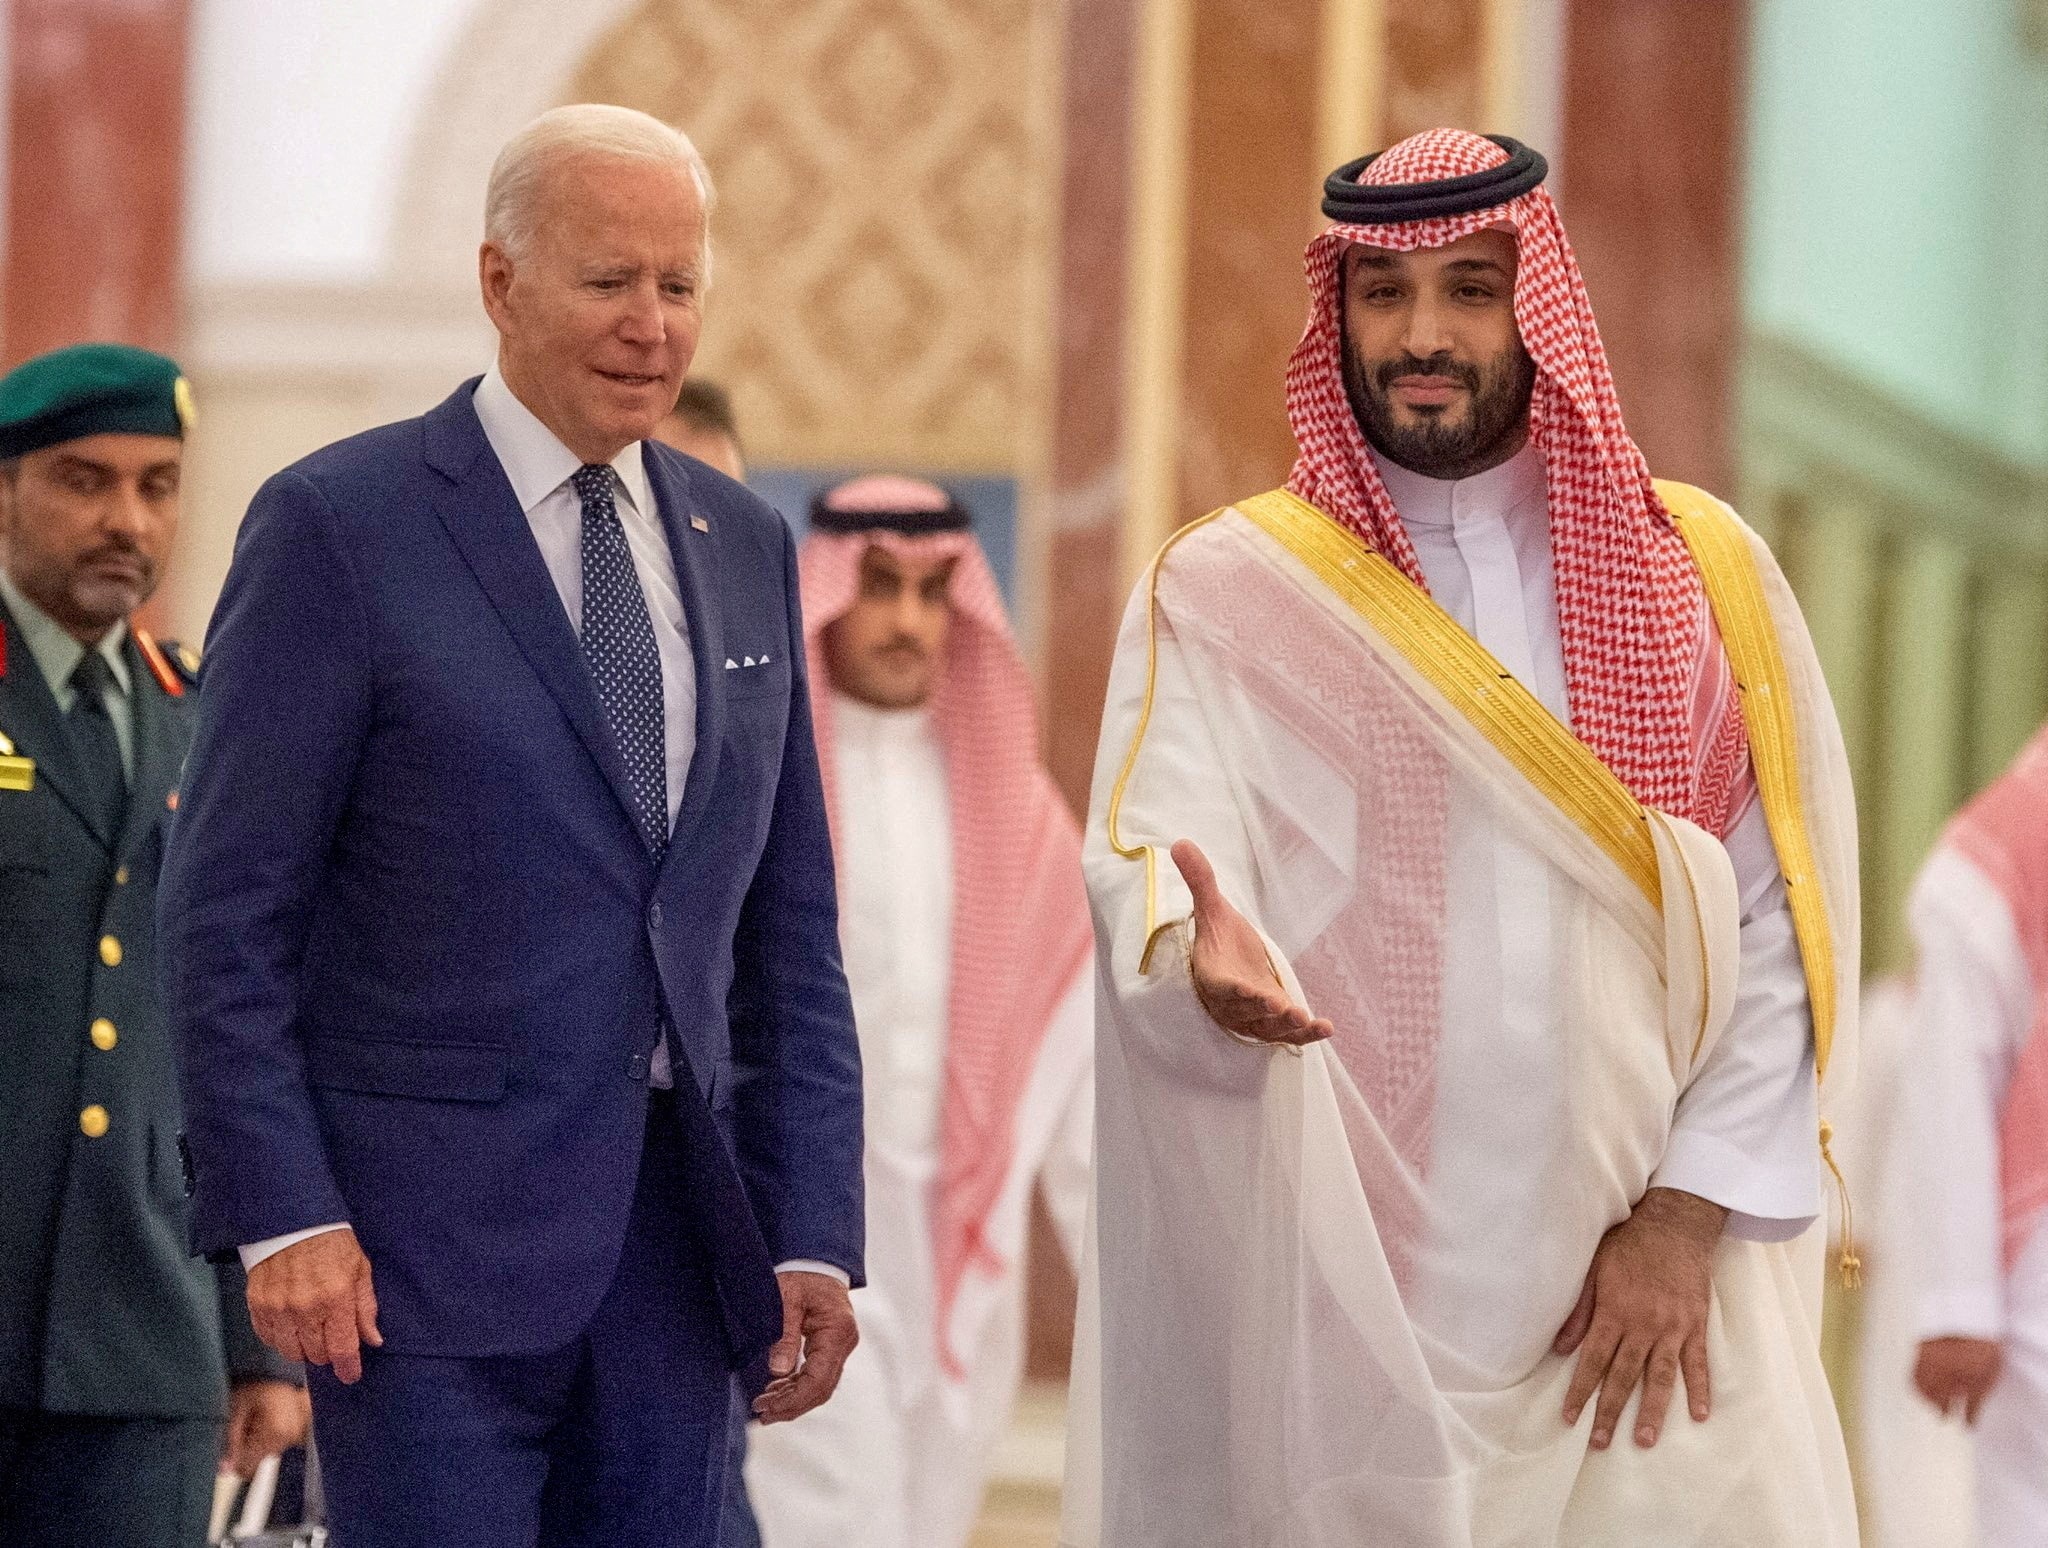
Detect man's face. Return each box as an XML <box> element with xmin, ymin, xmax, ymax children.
<box><xmin>0</xmin><ymin>433</ymin><xmax>181</xmax><ymax>643</ymax></box>
<box><xmin>480</xmin><ymin>153</ymin><xmax>707</xmax><ymax>466</ymax></box>
<box><xmin>1340</xmin><ymin>229</ymin><xmax>1536</xmax><ymax>481</ymax></box>
<box><xmin>823</xmin><ymin>545</ymin><xmax>957</xmax><ymax>711</ymax></box>
<box><xmin>653</xmin><ymin>417</ymin><xmax>745</xmax><ymax>482</ymax></box>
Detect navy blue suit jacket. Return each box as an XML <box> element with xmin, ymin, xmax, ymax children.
<box><xmin>160</xmin><ymin>382</ymin><xmax>864</xmax><ymax>1368</ymax></box>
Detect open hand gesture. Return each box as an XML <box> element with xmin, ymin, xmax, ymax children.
<box><xmin>1170</xmin><ymin>839</ymin><xmax>1331</xmax><ymax>1047</ymax></box>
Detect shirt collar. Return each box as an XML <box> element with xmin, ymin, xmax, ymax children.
<box><xmin>0</xmin><ymin>569</ymin><xmax>131</xmax><ymax>701</ymax></box>
<box><xmin>1368</xmin><ymin>439</ymin><xmax>1546</xmax><ymax>531</ymax></box>
<box><xmin>472</xmin><ymin>367</ymin><xmax>654</xmax><ymax>522</ymax></box>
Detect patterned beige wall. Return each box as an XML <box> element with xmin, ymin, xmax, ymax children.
<box><xmin>568</xmin><ymin>0</ymin><xmax>1062</xmax><ymax>475</ymax></box>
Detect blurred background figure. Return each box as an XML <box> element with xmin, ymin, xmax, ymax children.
<box><xmin>1892</xmin><ymin>727</ymin><xmax>2048</xmax><ymax>1546</ymax></box>
<box><xmin>657</xmin><ymin>379</ymin><xmax>747</xmax><ymax>482</ymax></box>
<box><xmin>10</xmin><ymin>0</ymin><xmax>2048</xmax><ymax>1542</ymax></box>
<box><xmin>0</xmin><ymin>344</ymin><xmax>307</xmax><ymax>1548</ymax></box>
<box><xmin>742</xmin><ymin>475</ymin><xmax>1091</xmax><ymax>1548</ymax></box>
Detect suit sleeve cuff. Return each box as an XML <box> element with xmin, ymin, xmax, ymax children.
<box><xmin>775</xmin><ymin>1258</ymin><xmax>851</xmax><ymax>1287</ymax></box>
<box><xmin>240</xmin><ymin>1221</ymin><xmax>350</xmax><ymax>1271</ymax></box>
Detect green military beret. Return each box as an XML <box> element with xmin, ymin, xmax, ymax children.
<box><xmin>0</xmin><ymin>343</ymin><xmax>194</xmax><ymax>461</ymax></box>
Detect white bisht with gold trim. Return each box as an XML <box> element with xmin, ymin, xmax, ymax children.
<box><xmin>1061</xmin><ymin>486</ymin><xmax>1860</xmax><ymax>1547</ymax></box>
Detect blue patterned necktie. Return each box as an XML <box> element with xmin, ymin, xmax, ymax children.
<box><xmin>573</xmin><ymin>463</ymin><xmax>668</xmax><ymax>856</ymax></box>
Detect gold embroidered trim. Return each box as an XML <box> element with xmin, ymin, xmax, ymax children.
<box><xmin>1658</xmin><ymin>481</ymin><xmax>1838</xmax><ymax>1080</ymax></box>
<box><xmin>1661</xmin><ymin>480</ymin><xmax>1857</xmax><ymax>1288</ymax></box>
<box><xmin>1235</xmin><ymin>488</ymin><xmax>1663</xmax><ymax>910</ymax></box>
<box><xmin>1104</xmin><ymin>511</ymin><xmax>1224</xmax><ymax>974</ymax></box>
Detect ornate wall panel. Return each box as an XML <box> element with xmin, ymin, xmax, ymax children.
<box><xmin>568</xmin><ymin>0</ymin><xmax>1061</xmax><ymax>476</ymax></box>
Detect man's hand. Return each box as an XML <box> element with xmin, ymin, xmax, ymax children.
<box><xmin>221</xmin><ymin>1377</ymin><xmax>312</xmax><ymax>1478</ymax></box>
<box><xmin>246</xmin><ymin>1228</ymin><xmax>382</xmax><ymax>1385</ymax></box>
<box><xmin>1170</xmin><ymin>840</ymin><xmax>1331</xmax><ymax>1047</ymax></box>
<box><xmin>752</xmin><ymin>1270</ymin><xmax>858</xmax><ymax>1425</ymax></box>
<box><xmin>1556</xmin><ymin>1187</ymin><xmax>1728</xmax><ymax>1450</ymax></box>
<box><xmin>1914</xmin><ymin>1336</ymin><xmax>2002</xmax><ymax>1423</ymax></box>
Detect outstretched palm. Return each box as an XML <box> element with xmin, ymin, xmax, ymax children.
<box><xmin>1170</xmin><ymin>839</ymin><xmax>1332</xmax><ymax>1046</ymax></box>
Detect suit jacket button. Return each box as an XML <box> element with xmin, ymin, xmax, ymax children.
<box><xmin>79</xmin><ymin>1105</ymin><xmax>109</xmax><ymax>1138</ymax></box>
<box><xmin>626</xmin><ymin>1053</ymin><xmax>649</xmax><ymax>1082</ymax></box>
<box><xmin>90</xmin><ymin>1018</ymin><xmax>117</xmax><ymax>1051</ymax></box>
<box><xmin>113</xmin><ymin>866</ymin><xmax>129</xmax><ymax>886</ymax></box>
<box><xmin>648</xmin><ymin>901</ymin><xmax>664</xmax><ymax>931</ymax></box>
<box><xmin>98</xmin><ymin>935</ymin><xmax>122</xmax><ymax>967</ymax></box>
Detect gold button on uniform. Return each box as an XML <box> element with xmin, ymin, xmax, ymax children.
<box><xmin>90</xmin><ymin>1018</ymin><xmax>117</xmax><ymax>1051</ymax></box>
<box><xmin>114</xmin><ymin>866</ymin><xmax>129</xmax><ymax>886</ymax></box>
<box><xmin>79</xmin><ymin>1105</ymin><xmax>109</xmax><ymax>1138</ymax></box>
<box><xmin>98</xmin><ymin>935</ymin><xmax>121</xmax><ymax>967</ymax></box>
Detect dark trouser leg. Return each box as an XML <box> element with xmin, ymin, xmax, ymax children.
<box><xmin>540</xmin><ymin>1092</ymin><xmax>736</xmax><ymax>1548</ymax></box>
<box><xmin>0</xmin><ymin>1407</ymin><xmax>220</xmax><ymax>1548</ymax></box>
<box><xmin>309</xmin><ymin>1334</ymin><xmax>579</xmax><ymax>1548</ymax></box>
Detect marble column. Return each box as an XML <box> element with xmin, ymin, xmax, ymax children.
<box><xmin>4</xmin><ymin>0</ymin><xmax>190</xmax><ymax>364</ymax></box>
<box><xmin>1560</xmin><ymin>0</ymin><xmax>1746</xmax><ymax>494</ymax></box>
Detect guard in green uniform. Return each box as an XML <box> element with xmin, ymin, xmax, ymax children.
<box><xmin>0</xmin><ymin>345</ymin><xmax>308</xmax><ymax>1546</ymax></box>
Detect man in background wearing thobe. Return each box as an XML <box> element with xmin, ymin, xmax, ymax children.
<box><xmin>1902</xmin><ymin>726</ymin><xmax>2048</xmax><ymax>1545</ymax></box>
<box><xmin>745</xmin><ymin>475</ymin><xmax>1092</xmax><ymax>1548</ymax></box>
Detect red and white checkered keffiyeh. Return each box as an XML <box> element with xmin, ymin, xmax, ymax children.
<box><xmin>799</xmin><ymin>500</ymin><xmax>1092</xmax><ymax>1373</ymax></box>
<box><xmin>1945</xmin><ymin>727</ymin><xmax>2048</xmax><ymax>1266</ymax></box>
<box><xmin>1284</xmin><ymin>127</ymin><xmax>1747</xmax><ymax>832</ymax></box>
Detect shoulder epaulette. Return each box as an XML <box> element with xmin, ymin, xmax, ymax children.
<box><xmin>134</xmin><ymin>628</ymin><xmax>192</xmax><ymax>697</ymax></box>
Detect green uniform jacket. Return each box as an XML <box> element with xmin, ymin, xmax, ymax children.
<box><xmin>0</xmin><ymin>597</ymin><xmax>292</xmax><ymax>1417</ymax></box>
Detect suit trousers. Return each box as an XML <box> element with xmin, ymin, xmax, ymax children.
<box><xmin>0</xmin><ymin>1407</ymin><xmax>222</xmax><ymax>1547</ymax></box>
<box><xmin>311</xmin><ymin>1093</ymin><xmax>734</xmax><ymax>1548</ymax></box>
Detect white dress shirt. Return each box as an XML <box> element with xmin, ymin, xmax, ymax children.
<box><xmin>1373</xmin><ymin>442</ymin><xmax>1822</xmax><ymax>1240</ymax></box>
<box><xmin>0</xmin><ymin>570</ymin><xmax>136</xmax><ymax>777</ymax></box>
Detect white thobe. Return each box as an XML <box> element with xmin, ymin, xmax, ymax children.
<box><xmin>746</xmin><ymin>695</ymin><xmax>1093</xmax><ymax>1548</ymax></box>
<box><xmin>1905</xmin><ymin>846</ymin><xmax>2048</xmax><ymax>1546</ymax></box>
<box><xmin>1372</xmin><ymin>444</ymin><xmax>1822</xmax><ymax>1263</ymax></box>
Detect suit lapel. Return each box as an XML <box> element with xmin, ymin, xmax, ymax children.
<box><xmin>421</xmin><ymin>384</ymin><xmax>646</xmax><ymax>841</ymax></box>
<box><xmin>0</xmin><ymin>601</ymin><xmax>114</xmax><ymax>850</ymax></box>
<box><xmin>114</xmin><ymin>637</ymin><xmax>183</xmax><ymax>862</ymax></box>
<box><xmin>647</xmin><ymin>451</ymin><xmax>727</xmax><ymax>872</ymax></box>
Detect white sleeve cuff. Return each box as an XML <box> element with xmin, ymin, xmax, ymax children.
<box><xmin>1651</xmin><ymin>1128</ymin><xmax>1819</xmax><ymax>1242</ymax></box>
<box><xmin>1915</xmin><ymin>1285</ymin><xmax>2006</xmax><ymax>1344</ymax></box>
<box><xmin>239</xmin><ymin>1222</ymin><xmax>351</xmax><ymax>1271</ymax></box>
<box><xmin>775</xmin><ymin>1258</ymin><xmax>851</xmax><ymax>1287</ymax></box>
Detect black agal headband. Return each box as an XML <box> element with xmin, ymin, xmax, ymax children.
<box><xmin>810</xmin><ymin>485</ymin><xmax>972</xmax><ymax>537</ymax></box>
<box><xmin>1321</xmin><ymin>135</ymin><xmax>1548</xmax><ymax>225</ymax></box>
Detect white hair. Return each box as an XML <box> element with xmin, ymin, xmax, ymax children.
<box><xmin>484</xmin><ymin>103</ymin><xmax>715</xmax><ymax>274</ymax></box>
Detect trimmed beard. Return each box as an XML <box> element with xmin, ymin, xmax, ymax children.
<box><xmin>1343</xmin><ymin>328</ymin><xmax>1536</xmax><ymax>481</ymax></box>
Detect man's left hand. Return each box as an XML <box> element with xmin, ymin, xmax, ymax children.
<box><xmin>752</xmin><ymin>1270</ymin><xmax>859</xmax><ymax>1425</ymax></box>
<box><xmin>221</xmin><ymin>1377</ymin><xmax>312</xmax><ymax>1478</ymax></box>
<box><xmin>1555</xmin><ymin>1187</ymin><xmax>1728</xmax><ymax>1451</ymax></box>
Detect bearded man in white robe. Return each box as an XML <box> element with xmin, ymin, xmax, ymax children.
<box><xmin>744</xmin><ymin>477</ymin><xmax>1093</xmax><ymax>1548</ymax></box>
<box><xmin>1063</xmin><ymin>128</ymin><xmax>1862</xmax><ymax>1547</ymax></box>
<box><xmin>1900</xmin><ymin>726</ymin><xmax>2048</xmax><ymax>1545</ymax></box>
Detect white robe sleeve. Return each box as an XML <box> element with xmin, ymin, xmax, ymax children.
<box><xmin>1904</xmin><ymin>846</ymin><xmax>2030</xmax><ymax>1341</ymax></box>
<box><xmin>1651</xmin><ymin>793</ymin><xmax>1823</xmax><ymax>1241</ymax></box>
<box><xmin>1086</xmin><ymin>596</ymin><xmax>1309</xmax><ymax>1095</ymax></box>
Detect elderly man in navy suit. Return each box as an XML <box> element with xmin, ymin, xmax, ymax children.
<box><xmin>160</xmin><ymin>104</ymin><xmax>865</xmax><ymax>1548</ymax></box>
